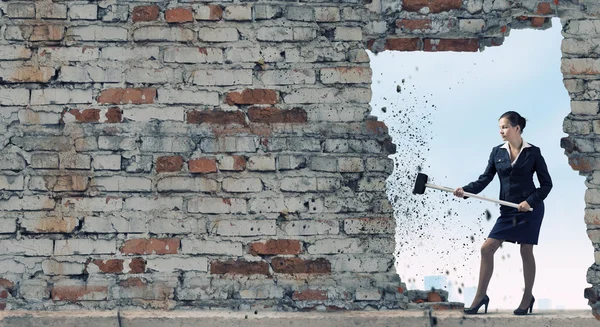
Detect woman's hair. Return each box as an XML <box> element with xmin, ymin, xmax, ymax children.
<box><xmin>499</xmin><ymin>111</ymin><xmax>526</xmax><ymax>133</ymax></box>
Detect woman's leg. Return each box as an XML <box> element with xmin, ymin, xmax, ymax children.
<box><xmin>517</xmin><ymin>243</ymin><xmax>535</xmax><ymax>309</ymax></box>
<box><xmin>469</xmin><ymin>238</ymin><xmax>503</xmax><ymax>308</ymax></box>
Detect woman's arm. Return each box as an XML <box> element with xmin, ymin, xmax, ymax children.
<box><xmin>462</xmin><ymin>147</ymin><xmax>497</xmax><ymax>194</ymax></box>
<box><xmin>525</xmin><ymin>148</ymin><xmax>553</xmax><ymax>207</ymax></box>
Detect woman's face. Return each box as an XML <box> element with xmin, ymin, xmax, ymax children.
<box><xmin>498</xmin><ymin>117</ymin><xmax>520</xmax><ymax>142</ymax></box>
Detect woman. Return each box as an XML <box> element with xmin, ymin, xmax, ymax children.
<box><xmin>453</xmin><ymin>111</ymin><xmax>552</xmax><ymax>315</ymax></box>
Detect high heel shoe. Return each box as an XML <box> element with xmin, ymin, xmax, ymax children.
<box><xmin>513</xmin><ymin>295</ymin><xmax>535</xmax><ymax>315</ymax></box>
<box><xmin>463</xmin><ymin>295</ymin><xmax>489</xmax><ymax>314</ymax></box>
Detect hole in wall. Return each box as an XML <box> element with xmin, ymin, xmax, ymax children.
<box><xmin>370</xmin><ymin>17</ymin><xmax>589</xmax><ymax>310</ymax></box>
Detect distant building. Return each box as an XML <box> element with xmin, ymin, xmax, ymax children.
<box><xmin>537</xmin><ymin>298</ymin><xmax>552</xmax><ymax>310</ymax></box>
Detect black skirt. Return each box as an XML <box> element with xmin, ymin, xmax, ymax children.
<box><xmin>488</xmin><ymin>202</ymin><xmax>545</xmax><ymax>245</ymax></box>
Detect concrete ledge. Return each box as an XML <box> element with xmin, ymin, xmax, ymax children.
<box><xmin>0</xmin><ymin>309</ymin><xmax>596</xmax><ymax>327</ymax></box>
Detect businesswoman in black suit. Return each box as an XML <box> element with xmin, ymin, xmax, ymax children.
<box><xmin>454</xmin><ymin>111</ymin><xmax>552</xmax><ymax>315</ymax></box>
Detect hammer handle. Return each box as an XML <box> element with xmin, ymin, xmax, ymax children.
<box><xmin>425</xmin><ymin>183</ymin><xmax>534</xmax><ymax>212</ymax></box>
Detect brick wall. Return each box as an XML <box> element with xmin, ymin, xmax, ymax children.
<box><xmin>0</xmin><ymin>0</ymin><xmax>597</xmax><ymax>316</ymax></box>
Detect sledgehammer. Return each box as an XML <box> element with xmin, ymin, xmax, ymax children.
<box><xmin>412</xmin><ymin>173</ymin><xmax>532</xmax><ymax>212</ymax></box>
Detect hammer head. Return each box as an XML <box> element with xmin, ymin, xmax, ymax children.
<box><xmin>412</xmin><ymin>173</ymin><xmax>429</xmax><ymax>194</ymax></box>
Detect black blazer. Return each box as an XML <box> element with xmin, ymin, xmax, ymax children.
<box><xmin>462</xmin><ymin>143</ymin><xmax>553</xmax><ymax>212</ymax></box>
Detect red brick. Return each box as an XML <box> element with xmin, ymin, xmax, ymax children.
<box><xmin>98</xmin><ymin>88</ymin><xmax>156</xmax><ymax>105</ymax></box>
<box><xmin>0</xmin><ymin>279</ymin><xmax>14</xmax><ymax>290</ymax></box>
<box><xmin>0</xmin><ymin>289</ymin><xmax>8</xmax><ymax>299</ymax></box>
<box><xmin>427</xmin><ymin>291</ymin><xmax>442</xmax><ymax>302</ymax></box>
<box><xmin>293</xmin><ymin>289</ymin><xmax>328</xmax><ymax>301</ymax></box>
<box><xmin>403</xmin><ymin>0</ymin><xmax>462</xmax><ymax>13</ymax></box>
<box><xmin>365</xmin><ymin>120</ymin><xmax>388</xmax><ymax>135</ymax></box>
<box><xmin>132</xmin><ymin>5</ymin><xmax>160</xmax><ymax>22</ymax></box>
<box><xmin>121</xmin><ymin>238</ymin><xmax>180</xmax><ymax>255</ymax></box>
<box><xmin>424</xmin><ymin>39</ymin><xmax>479</xmax><ymax>52</ymax></box>
<box><xmin>226</xmin><ymin>89</ymin><xmax>278</xmax><ymax>105</ymax></box>
<box><xmin>119</xmin><ymin>277</ymin><xmax>146</xmax><ymax>288</ymax></box>
<box><xmin>210</xmin><ymin>259</ymin><xmax>270</xmax><ymax>275</ymax></box>
<box><xmin>531</xmin><ymin>17</ymin><xmax>546</xmax><ymax>27</ymax></box>
<box><xmin>189</xmin><ymin>158</ymin><xmax>217</xmax><ymax>173</ymax></box>
<box><xmin>247</xmin><ymin>107</ymin><xmax>307</xmax><ymax>124</ymax></box>
<box><xmin>249</xmin><ymin>240</ymin><xmax>302</xmax><ymax>255</ymax></box>
<box><xmin>384</xmin><ymin>38</ymin><xmax>420</xmax><ymax>51</ymax></box>
<box><xmin>105</xmin><ymin>107</ymin><xmax>122</xmax><ymax>123</ymax></box>
<box><xmin>68</xmin><ymin>109</ymin><xmax>100</xmax><ymax>123</ymax></box>
<box><xmin>209</xmin><ymin>5</ymin><xmax>223</xmax><ymax>20</ymax></box>
<box><xmin>8</xmin><ymin>67</ymin><xmax>54</xmax><ymax>83</ymax></box>
<box><xmin>129</xmin><ymin>257</ymin><xmax>146</xmax><ymax>273</ymax></box>
<box><xmin>91</xmin><ymin>259</ymin><xmax>124</xmax><ymax>273</ymax></box>
<box><xmin>51</xmin><ymin>285</ymin><xmax>108</xmax><ymax>302</ymax></box>
<box><xmin>536</xmin><ymin>2</ymin><xmax>553</xmax><ymax>14</ymax></box>
<box><xmin>166</xmin><ymin>7</ymin><xmax>193</xmax><ymax>23</ymax></box>
<box><xmin>233</xmin><ymin>156</ymin><xmax>246</xmax><ymax>170</ymax></box>
<box><xmin>186</xmin><ymin>110</ymin><xmax>246</xmax><ymax>125</ymax></box>
<box><xmin>31</xmin><ymin>25</ymin><xmax>65</xmax><ymax>42</ymax></box>
<box><xmin>568</xmin><ymin>154</ymin><xmax>599</xmax><ymax>172</ymax></box>
<box><xmin>0</xmin><ymin>302</ymin><xmax>5</xmax><ymax>310</ymax></box>
<box><xmin>271</xmin><ymin>257</ymin><xmax>331</xmax><ymax>274</ymax></box>
<box><xmin>367</xmin><ymin>39</ymin><xmax>376</xmax><ymax>51</ymax></box>
<box><xmin>395</xmin><ymin>19</ymin><xmax>432</xmax><ymax>31</ymax></box>
<box><xmin>156</xmin><ymin>156</ymin><xmax>184</xmax><ymax>173</ymax></box>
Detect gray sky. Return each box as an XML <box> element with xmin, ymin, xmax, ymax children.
<box><xmin>370</xmin><ymin>17</ymin><xmax>590</xmax><ymax>310</ymax></box>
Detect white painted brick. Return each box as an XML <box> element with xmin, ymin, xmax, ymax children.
<box><xmin>321</xmin><ymin>67</ymin><xmax>372</xmax><ymax>84</ymax></box>
<box><xmin>278</xmin><ymin>155</ymin><xmax>306</xmax><ymax>170</ymax></box>
<box><xmin>7</xmin><ymin>3</ymin><xmax>34</xmax><ymax>18</ymax></box>
<box><xmin>223</xmin><ymin>5</ymin><xmax>252</xmax><ymax>20</ymax></box>
<box><xmin>571</xmin><ymin>101</ymin><xmax>599</xmax><ymax>115</ymax></box>
<box><xmin>75</xmin><ymin>137</ymin><xmax>98</xmax><ymax>152</ymax></box>
<box><xmin>157</xmin><ymin>177</ymin><xmax>218</xmax><ymax>192</ymax></box>
<box><xmin>98</xmin><ymin>136</ymin><xmax>137</xmax><ymax>151</ymax></box>
<box><xmin>157</xmin><ymin>89</ymin><xmax>219</xmax><ymax>105</ymax></box>
<box><xmin>257</xmin><ymin>27</ymin><xmax>294</xmax><ymax>42</ymax></box>
<box><xmin>216</xmin><ymin>155</ymin><xmax>246</xmax><ymax>171</ymax></box>
<box><xmin>222</xmin><ymin>178</ymin><xmax>263</xmax><ymax>192</ymax></box>
<box><xmin>59</xmin><ymin>152</ymin><xmax>91</xmax><ymax>169</ymax></box>
<box><xmin>355</xmin><ymin>288</ymin><xmax>382</xmax><ymax>301</ymax></box>
<box><xmin>59</xmin><ymin>66</ymin><xmax>122</xmax><ymax>83</ymax></box>
<box><xmin>348</xmin><ymin>49</ymin><xmax>370</xmax><ymax>63</ymax></box>
<box><xmin>39</xmin><ymin>47</ymin><xmax>98</xmax><ymax>62</ymax></box>
<box><xmin>239</xmin><ymin>283</ymin><xmax>284</xmax><ymax>300</ymax></box>
<box><xmin>181</xmin><ymin>240</ymin><xmax>243</xmax><ymax>256</ymax></box>
<box><xmin>0</xmin><ymin>45</ymin><xmax>32</xmax><ymax>60</ymax></box>
<box><xmin>0</xmin><ymin>88</ymin><xmax>29</xmax><ymax>106</ymax></box>
<box><xmin>310</xmin><ymin>157</ymin><xmax>338</xmax><ymax>172</ymax></box>
<box><xmin>21</xmin><ymin>280</ymin><xmax>49</xmax><ymax>300</ymax></box>
<box><xmin>164</xmin><ymin>47</ymin><xmax>223</xmax><ymax>63</ymax></box>
<box><xmin>0</xmin><ymin>195</ymin><xmax>55</xmax><ymax>211</ymax></box>
<box><xmin>123</xmin><ymin>107</ymin><xmax>185</xmax><ymax>122</ymax></box>
<box><xmin>281</xmin><ymin>220</ymin><xmax>339</xmax><ymax>235</ymax></box>
<box><xmin>93</xmin><ymin>176</ymin><xmax>152</xmax><ymax>192</ymax></box>
<box><xmin>140</xmin><ymin>137</ymin><xmax>195</xmax><ymax>153</ymax></box>
<box><xmin>192</xmin><ymin>4</ymin><xmax>222</xmax><ymax>20</ymax></box>
<box><xmin>68</xmin><ymin>26</ymin><xmax>129</xmax><ymax>42</ymax></box>
<box><xmin>31</xmin><ymin>89</ymin><xmax>92</xmax><ymax>105</ymax></box>
<box><xmin>315</xmin><ymin>7</ymin><xmax>340</xmax><ymax>22</ymax></box>
<box><xmin>31</xmin><ymin>153</ymin><xmax>59</xmax><ymax>169</ymax></box>
<box><xmin>0</xmin><ymin>259</ymin><xmax>26</xmax><ymax>274</ymax></box>
<box><xmin>93</xmin><ymin>155</ymin><xmax>121</xmax><ymax>171</ymax></box>
<box><xmin>20</xmin><ymin>214</ymin><xmax>80</xmax><ymax>233</ymax></box>
<box><xmin>344</xmin><ymin>218</ymin><xmax>395</xmax><ymax>234</ymax></box>
<box><xmin>293</xmin><ymin>27</ymin><xmax>317</xmax><ymax>41</ymax></box>
<box><xmin>69</xmin><ymin>4</ymin><xmax>98</xmax><ymax>20</ymax></box>
<box><xmin>365</xmin><ymin>21</ymin><xmax>387</xmax><ymax>34</ymax></box>
<box><xmin>561</xmin><ymin>58</ymin><xmax>600</xmax><ymax>75</ymax></box>
<box><xmin>257</xmin><ymin>69</ymin><xmax>316</xmax><ymax>85</ymax></box>
<box><xmin>210</xmin><ymin>219</ymin><xmax>276</xmax><ymax>236</ymax></box>
<box><xmin>148</xmin><ymin>217</ymin><xmax>199</xmax><ymax>234</ymax></box>
<box><xmin>189</xmin><ymin>69</ymin><xmax>252</xmax><ymax>86</ymax></box>
<box><xmin>564</xmin><ymin>20</ymin><xmax>600</xmax><ymax>37</ymax></box>
<box><xmin>358</xmin><ymin>176</ymin><xmax>387</xmax><ymax>191</ymax></box>
<box><xmin>281</xmin><ymin>177</ymin><xmax>317</xmax><ymax>192</ymax></box>
<box><xmin>248</xmin><ymin>197</ymin><xmax>285</xmax><ymax>213</ymax></box>
<box><xmin>334</xmin><ymin>27</ymin><xmax>362</xmax><ymax>41</ymax></box>
<box><xmin>125</xmin><ymin>67</ymin><xmax>179</xmax><ymax>84</ymax></box>
<box><xmin>124</xmin><ymin>197</ymin><xmax>184</xmax><ymax>211</ymax></box>
<box><xmin>339</xmin><ymin>157</ymin><xmax>364</xmax><ymax>172</ymax></box>
<box><xmin>342</xmin><ymin>7</ymin><xmax>362</xmax><ymax>21</ymax></box>
<box><xmin>247</xmin><ymin>156</ymin><xmax>275</xmax><ymax>171</ymax></box>
<box><xmin>55</xmin><ymin>239</ymin><xmax>117</xmax><ymax>255</ymax></box>
<box><xmin>18</xmin><ymin>110</ymin><xmax>61</xmax><ymax>125</ymax></box>
<box><xmin>224</xmin><ymin>47</ymin><xmax>259</xmax><ymax>63</ymax></box>
<box><xmin>198</xmin><ymin>28</ymin><xmax>239</xmax><ymax>42</ymax></box>
<box><xmin>62</xmin><ymin>197</ymin><xmax>123</xmax><ymax>212</ymax></box>
<box><xmin>285</xmin><ymin>197</ymin><xmax>324</xmax><ymax>213</ymax></box>
<box><xmin>42</xmin><ymin>260</ymin><xmax>85</xmax><ymax>275</ymax></box>
<box><xmin>332</xmin><ymin>255</ymin><xmax>391</xmax><ymax>273</ymax></box>
<box><xmin>4</xmin><ymin>26</ymin><xmax>26</xmax><ymax>41</ymax></box>
<box><xmin>254</xmin><ymin>4</ymin><xmax>281</xmax><ymax>20</ymax></box>
<box><xmin>0</xmin><ymin>239</ymin><xmax>53</xmax><ymax>256</ymax></box>
<box><xmin>133</xmin><ymin>27</ymin><xmax>195</xmax><ymax>42</ymax></box>
<box><xmin>188</xmin><ymin>197</ymin><xmax>247</xmax><ymax>214</ymax></box>
<box><xmin>261</xmin><ymin>47</ymin><xmax>286</xmax><ymax>62</ymax></box>
<box><xmin>287</xmin><ymin>6</ymin><xmax>313</xmax><ymax>21</ymax></box>
<box><xmin>459</xmin><ymin>19</ymin><xmax>485</xmax><ymax>33</ymax></box>
<box><xmin>100</xmin><ymin>47</ymin><xmax>160</xmax><ymax>61</ymax></box>
<box><xmin>284</xmin><ymin>88</ymin><xmax>340</xmax><ymax>104</ymax></box>
<box><xmin>82</xmin><ymin>215</ymin><xmax>146</xmax><ymax>233</ymax></box>
<box><xmin>307</xmin><ymin>238</ymin><xmax>361</xmax><ymax>254</ymax></box>
<box><xmin>0</xmin><ymin>218</ymin><xmax>17</xmax><ymax>233</ymax></box>
<box><xmin>146</xmin><ymin>257</ymin><xmax>208</xmax><ymax>272</ymax></box>
<box><xmin>37</xmin><ymin>3</ymin><xmax>67</xmax><ymax>19</ymax></box>
<box><xmin>0</xmin><ymin>175</ymin><xmax>24</xmax><ymax>190</ymax></box>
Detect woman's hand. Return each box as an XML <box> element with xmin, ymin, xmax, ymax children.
<box><xmin>518</xmin><ymin>201</ymin><xmax>531</xmax><ymax>212</ymax></box>
<box><xmin>453</xmin><ymin>187</ymin><xmax>465</xmax><ymax>198</ymax></box>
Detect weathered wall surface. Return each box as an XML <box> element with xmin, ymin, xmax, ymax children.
<box><xmin>0</xmin><ymin>0</ymin><xmax>597</xmax><ymax>317</ymax></box>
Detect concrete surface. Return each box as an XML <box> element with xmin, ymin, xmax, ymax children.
<box><xmin>0</xmin><ymin>309</ymin><xmax>597</xmax><ymax>327</ymax></box>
